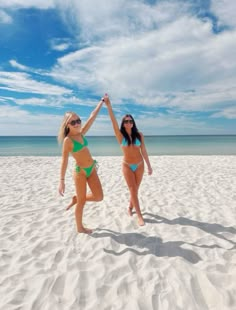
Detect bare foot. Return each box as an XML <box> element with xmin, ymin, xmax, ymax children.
<box><xmin>128</xmin><ymin>207</ymin><xmax>133</xmax><ymax>216</ymax></box>
<box><xmin>66</xmin><ymin>195</ymin><xmax>77</xmax><ymax>210</ymax></box>
<box><xmin>138</xmin><ymin>217</ymin><xmax>145</xmax><ymax>226</ymax></box>
<box><xmin>77</xmin><ymin>227</ymin><xmax>93</xmax><ymax>234</ymax></box>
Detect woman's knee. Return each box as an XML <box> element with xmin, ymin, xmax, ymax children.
<box><xmin>95</xmin><ymin>191</ymin><xmax>103</xmax><ymax>201</ymax></box>
<box><xmin>76</xmin><ymin>198</ymin><xmax>86</xmax><ymax>207</ymax></box>
<box><xmin>129</xmin><ymin>186</ymin><xmax>138</xmax><ymax>196</ymax></box>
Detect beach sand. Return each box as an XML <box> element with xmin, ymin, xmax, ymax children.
<box><xmin>0</xmin><ymin>156</ymin><xmax>236</xmax><ymax>310</ymax></box>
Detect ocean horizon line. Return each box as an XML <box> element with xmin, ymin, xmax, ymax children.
<box><xmin>1</xmin><ymin>134</ymin><xmax>236</xmax><ymax>137</ymax></box>
<box><xmin>1</xmin><ymin>135</ymin><xmax>236</xmax><ymax>156</ymax></box>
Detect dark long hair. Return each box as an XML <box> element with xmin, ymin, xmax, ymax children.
<box><xmin>120</xmin><ymin>114</ymin><xmax>141</xmax><ymax>145</ymax></box>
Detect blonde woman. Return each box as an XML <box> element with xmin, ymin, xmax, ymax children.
<box><xmin>104</xmin><ymin>94</ymin><xmax>152</xmax><ymax>226</ymax></box>
<box><xmin>58</xmin><ymin>99</ymin><xmax>104</xmax><ymax>234</ymax></box>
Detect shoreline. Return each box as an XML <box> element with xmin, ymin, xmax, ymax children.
<box><xmin>0</xmin><ymin>156</ymin><xmax>236</xmax><ymax>309</ymax></box>
<box><xmin>1</xmin><ymin>136</ymin><xmax>236</xmax><ymax>157</ymax></box>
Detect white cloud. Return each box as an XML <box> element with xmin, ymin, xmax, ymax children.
<box><xmin>52</xmin><ymin>43</ymin><xmax>70</xmax><ymax>52</ymax></box>
<box><xmin>166</xmin><ymin>83</ymin><xmax>236</xmax><ymax>112</ymax></box>
<box><xmin>13</xmin><ymin>95</ymin><xmax>100</xmax><ymax>108</ymax></box>
<box><xmin>0</xmin><ymin>0</ymin><xmax>55</xmax><ymax>10</ymax></box>
<box><xmin>9</xmin><ymin>60</ymin><xmax>29</xmax><ymax>71</ymax></box>
<box><xmin>211</xmin><ymin>0</ymin><xmax>236</xmax><ymax>28</ymax></box>
<box><xmin>0</xmin><ymin>105</ymin><xmax>61</xmax><ymax>135</ymax></box>
<box><xmin>0</xmin><ymin>71</ymin><xmax>72</xmax><ymax>95</ymax></box>
<box><xmin>9</xmin><ymin>59</ymin><xmax>53</xmax><ymax>77</ymax></box>
<box><xmin>3</xmin><ymin>1</ymin><xmax>236</xmax><ymax>119</ymax></box>
<box><xmin>15</xmin><ymin>97</ymin><xmax>54</xmax><ymax>107</ymax></box>
<box><xmin>0</xmin><ymin>104</ymin><xmax>107</xmax><ymax>136</ymax></box>
<box><xmin>0</xmin><ymin>9</ymin><xmax>12</xmax><ymax>23</ymax></box>
<box><xmin>211</xmin><ymin>107</ymin><xmax>236</xmax><ymax>119</ymax></box>
<box><xmin>56</xmin><ymin>0</ymin><xmax>192</xmax><ymax>43</ymax></box>
<box><xmin>51</xmin><ymin>14</ymin><xmax>236</xmax><ymax>116</ymax></box>
<box><xmin>49</xmin><ymin>38</ymin><xmax>72</xmax><ymax>52</ymax></box>
<box><xmin>136</xmin><ymin>115</ymin><xmax>209</xmax><ymax>135</ymax></box>
<box><xmin>0</xmin><ymin>101</ymin><xmax>230</xmax><ymax>137</ymax></box>
<box><xmin>1</xmin><ymin>0</ymin><xmax>236</xmax><ymax>135</ymax></box>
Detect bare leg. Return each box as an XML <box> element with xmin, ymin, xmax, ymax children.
<box><xmin>127</xmin><ymin>162</ymin><xmax>144</xmax><ymax>216</ymax></box>
<box><xmin>73</xmin><ymin>168</ymin><xmax>103</xmax><ymax>233</ymax></box>
<box><xmin>87</xmin><ymin>169</ymin><xmax>103</xmax><ymax>202</ymax></box>
<box><xmin>66</xmin><ymin>168</ymin><xmax>103</xmax><ymax>210</ymax></box>
<box><xmin>66</xmin><ymin>195</ymin><xmax>77</xmax><ymax>210</ymax></box>
<box><xmin>122</xmin><ymin>162</ymin><xmax>145</xmax><ymax>226</ymax></box>
<box><xmin>128</xmin><ymin>200</ymin><xmax>133</xmax><ymax>216</ymax></box>
<box><xmin>130</xmin><ymin>190</ymin><xmax>145</xmax><ymax>226</ymax></box>
<box><xmin>73</xmin><ymin>171</ymin><xmax>93</xmax><ymax>234</ymax></box>
<box><xmin>128</xmin><ymin>168</ymin><xmax>143</xmax><ymax>215</ymax></box>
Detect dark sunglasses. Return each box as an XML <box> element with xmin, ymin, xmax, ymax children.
<box><xmin>123</xmin><ymin>119</ymin><xmax>133</xmax><ymax>124</ymax></box>
<box><xmin>69</xmin><ymin>118</ymin><xmax>81</xmax><ymax>126</ymax></box>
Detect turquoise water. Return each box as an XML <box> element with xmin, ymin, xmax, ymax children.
<box><xmin>0</xmin><ymin>135</ymin><xmax>236</xmax><ymax>156</ymax></box>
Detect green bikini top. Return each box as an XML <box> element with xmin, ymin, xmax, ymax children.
<box><xmin>71</xmin><ymin>136</ymin><xmax>88</xmax><ymax>152</ymax></box>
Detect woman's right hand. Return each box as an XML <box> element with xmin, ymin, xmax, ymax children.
<box><xmin>103</xmin><ymin>93</ymin><xmax>111</xmax><ymax>106</ymax></box>
<box><xmin>59</xmin><ymin>180</ymin><xmax>65</xmax><ymax>196</ymax></box>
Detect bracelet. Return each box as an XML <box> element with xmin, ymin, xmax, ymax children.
<box><xmin>60</xmin><ymin>179</ymin><xmax>65</xmax><ymax>181</ymax></box>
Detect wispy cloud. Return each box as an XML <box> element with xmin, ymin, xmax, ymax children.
<box><xmin>0</xmin><ymin>105</ymin><xmax>61</xmax><ymax>135</ymax></box>
<box><xmin>211</xmin><ymin>107</ymin><xmax>236</xmax><ymax>119</ymax></box>
<box><xmin>0</xmin><ymin>9</ymin><xmax>12</xmax><ymax>23</ymax></box>
<box><xmin>0</xmin><ymin>0</ymin><xmax>55</xmax><ymax>10</ymax></box>
<box><xmin>9</xmin><ymin>60</ymin><xmax>29</xmax><ymax>71</ymax></box>
<box><xmin>0</xmin><ymin>0</ymin><xmax>236</xmax><ymax>135</ymax></box>
<box><xmin>0</xmin><ymin>104</ymin><xmax>106</xmax><ymax>136</ymax></box>
<box><xmin>13</xmin><ymin>95</ymin><xmax>101</xmax><ymax>108</ymax></box>
<box><xmin>0</xmin><ymin>71</ymin><xmax>72</xmax><ymax>95</ymax></box>
<box><xmin>49</xmin><ymin>38</ymin><xmax>72</xmax><ymax>52</ymax></box>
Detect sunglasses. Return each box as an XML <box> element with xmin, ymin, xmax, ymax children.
<box><xmin>123</xmin><ymin>119</ymin><xmax>133</xmax><ymax>124</ymax></box>
<box><xmin>69</xmin><ymin>118</ymin><xmax>81</xmax><ymax>126</ymax></box>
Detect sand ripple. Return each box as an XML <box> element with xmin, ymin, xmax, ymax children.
<box><xmin>0</xmin><ymin>156</ymin><xmax>235</xmax><ymax>309</ymax></box>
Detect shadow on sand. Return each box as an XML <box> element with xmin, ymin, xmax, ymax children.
<box><xmin>92</xmin><ymin>228</ymin><xmax>201</xmax><ymax>264</ymax></box>
<box><xmin>92</xmin><ymin>213</ymin><xmax>236</xmax><ymax>264</ymax></box>
<box><xmin>143</xmin><ymin>212</ymin><xmax>236</xmax><ymax>249</ymax></box>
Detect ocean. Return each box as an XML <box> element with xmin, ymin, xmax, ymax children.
<box><xmin>0</xmin><ymin>135</ymin><xmax>236</xmax><ymax>156</ymax></box>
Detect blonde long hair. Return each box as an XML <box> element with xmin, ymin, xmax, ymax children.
<box><xmin>57</xmin><ymin>111</ymin><xmax>78</xmax><ymax>143</ymax></box>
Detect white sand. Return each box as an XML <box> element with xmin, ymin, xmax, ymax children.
<box><xmin>0</xmin><ymin>156</ymin><xmax>236</xmax><ymax>310</ymax></box>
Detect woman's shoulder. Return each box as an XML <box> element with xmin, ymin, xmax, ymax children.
<box><xmin>138</xmin><ymin>132</ymin><xmax>145</xmax><ymax>143</ymax></box>
<box><xmin>64</xmin><ymin>136</ymin><xmax>71</xmax><ymax>142</ymax></box>
<box><xmin>63</xmin><ymin>136</ymin><xmax>73</xmax><ymax>147</ymax></box>
<box><xmin>138</xmin><ymin>131</ymin><xmax>144</xmax><ymax>139</ymax></box>
<box><xmin>61</xmin><ymin>136</ymin><xmax>73</xmax><ymax>153</ymax></box>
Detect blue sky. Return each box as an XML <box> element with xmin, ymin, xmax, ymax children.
<box><xmin>0</xmin><ymin>0</ymin><xmax>236</xmax><ymax>136</ymax></box>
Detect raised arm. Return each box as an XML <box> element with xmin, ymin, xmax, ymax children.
<box><xmin>81</xmin><ymin>98</ymin><xmax>104</xmax><ymax>135</ymax></box>
<box><xmin>140</xmin><ymin>133</ymin><xmax>153</xmax><ymax>175</ymax></box>
<box><xmin>103</xmin><ymin>94</ymin><xmax>123</xmax><ymax>144</ymax></box>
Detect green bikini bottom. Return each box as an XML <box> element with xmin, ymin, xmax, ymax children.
<box><xmin>75</xmin><ymin>160</ymin><xmax>97</xmax><ymax>178</ymax></box>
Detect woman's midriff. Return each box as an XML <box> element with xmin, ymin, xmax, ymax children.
<box><xmin>122</xmin><ymin>146</ymin><xmax>143</xmax><ymax>164</ymax></box>
<box><xmin>72</xmin><ymin>147</ymin><xmax>94</xmax><ymax>168</ymax></box>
